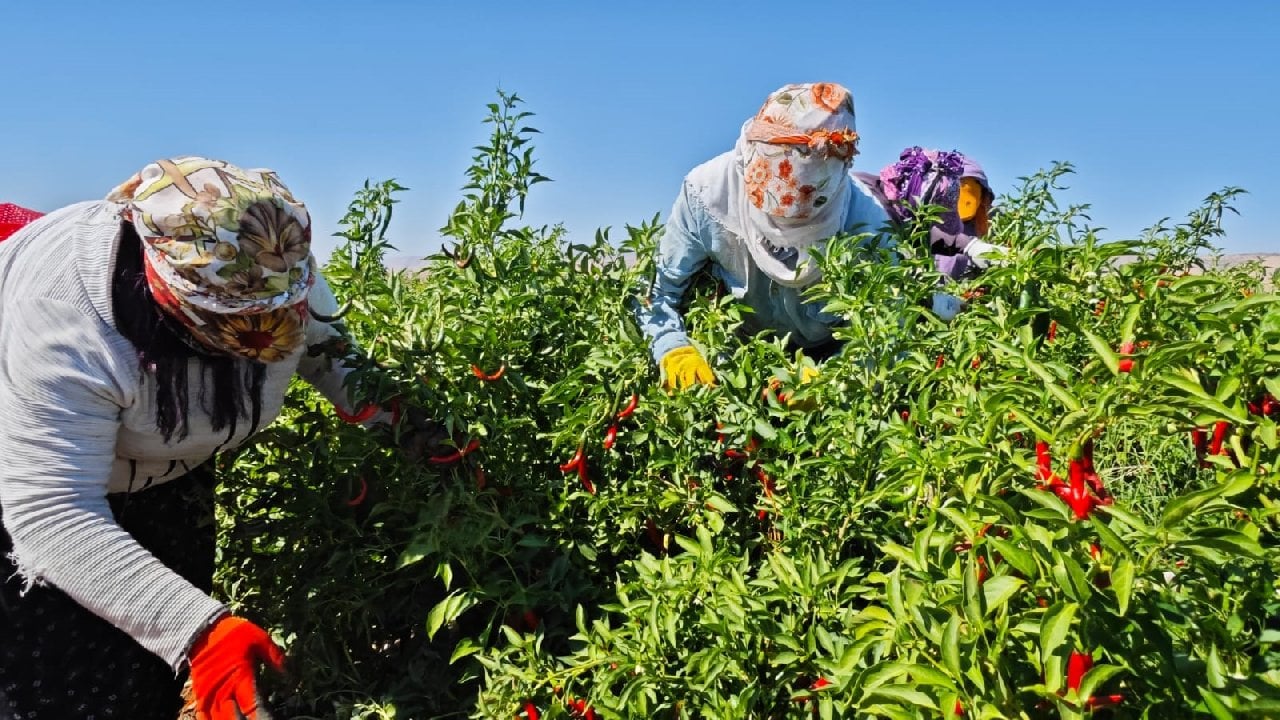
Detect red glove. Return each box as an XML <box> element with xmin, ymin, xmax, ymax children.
<box><xmin>188</xmin><ymin>615</ymin><xmax>286</xmax><ymax>720</ymax></box>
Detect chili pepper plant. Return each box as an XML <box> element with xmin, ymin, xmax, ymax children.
<box><xmin>216</xmin><ymin>92</ymin><xmax>1280</xmax><ymax>719</ymax></box>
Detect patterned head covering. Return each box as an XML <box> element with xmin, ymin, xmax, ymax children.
<box><xmin>878</xmin><ymin>147</ymin><xmax>988</xmax><ymax>237</ymax></box>
<box><xmin>738</xmin><ymin>82</ymin><xmax>859</xmax><ymax>286</ymax></box>
<box><xmin>107</xmin><ymin>157</ymin><xmax>315</xmax><ymax>362</ymax></box>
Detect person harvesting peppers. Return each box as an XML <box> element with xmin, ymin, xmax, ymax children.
<box><xmin>636</xmin><ymin>82</ymin><xmax>901</xmax><ymax>390</ymax></box>
<box><xmin>0</xmin><ymin>157</ymin><xmax>441</xmax><ymax>719</ymax></box>
<box><xmin>855</xmin><ymin>145</ymin><xmax>1004</xmax><ymax>289</ymax></box>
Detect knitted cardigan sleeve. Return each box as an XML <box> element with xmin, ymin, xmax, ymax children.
<box><xmin>0</xmin><ymin>299</ymin><xmax>227</xmax><ymax>670</ymax></box>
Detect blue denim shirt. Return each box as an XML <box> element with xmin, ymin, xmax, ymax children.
<box><xmin>637</xmin><ymin>173</ymin><xmax>892</xmax><ymax>363</ymax></box>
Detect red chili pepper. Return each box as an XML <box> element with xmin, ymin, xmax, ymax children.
<box><xmin>1087</xmin><ymin>694</ymin><xmax>1124</xmax><ymax>709</ymax></box>
<box><xmin>471</xmin><ymin>363</ymin><xmax>506</xmax><ymax>382</ymax></box>
<box><xmin>935</xmin><ymin>354</ymin><xmax>945</xmax><ymax>369</ymax></box>
<box><xmin>1047</xmin><ymin>320</ymin><xmax>1058</xmax><ymax>343</ymax></box>
<box><xmin>1035</xmin><ymin>441</ymin><xmax>1054</xmax><ymax>485</ymax></box>
<box><xmin>602</xmin><ymin>423</ymin><xmax>618</xmax><ymax>450</ymax></box>
<box><xmin>971</xmin><ymin>355</ymin><xmax>982</xmax><ymax>370</ymax></box>
<box><xmin>1089</xmin><ymin>543</ymin><xmax>1103</xmax><ymax>561</ymax></box>
<box><xmin>559</xmin><ymin>445</ymin><xmax>584</xmax><ymax>473</ymax></box>
<box><xmin>345</xmin><ymin>476</ymin><xmax>368</xmax><ymax>507</ymax></box>
<box><xmin>1067</xmin><ymin>650</ymin><xmax>1093</xmax><ymax>692</ymax></box>
<box><xmin>754</xmin><ymin>466</ymin><xmax>777</xmax><ymax>520</ymax></box>
<box><xmin>644</xmin><ymin>518</ymin><xmax>664</xmax><ymax>550</ymax></box>
<box><xmin>578</xmin><ymin>462</ymin><xmax>595</xmax><ymax>494</ymax></box>
<box><xmin>1209</xmin><ymin>421</ymin><xmax>1230</xmax><ymax>457</ymax></box>
<box><xmin>1056</xmin><ymin>461</ymin><xmax>1101</xmax><ymax>520</ymax></box>
<box><xmin>1117</xmin><ymin>358</ymin><xmax>1134</xmax><ymax>374</ymax></box>
<box><xmin>756</xmin><ymin>466</ymin><xmax>776</xmax><ymax>499</ymax></box>
<box><xmin>1191</xmin><ymin>427</ymin><xmax>1209</xmax><ymax>467</ymax></box>
<box><xmin>428</xmin><ymin>438</ymin><xmax>482</xmax><ymax>465</ymax></box>
<box><xmin>616</xmin><ymin>393</ymin><xmax>639</xmax><ymax>420</ymax></box>
<box><xmin>334</xmin><ymin>402</ymin><xmax>378</xmax><ymax>424</ymax></box>
<box><xmin>1094</xmin><ymin>299</ymin><xmax>1106</xmax><ymax>316</ymax></box>
<box><xmin>1079</xmin><ymin>439</ymin><xmax>1111</xmax><ymax>501</ymax></box>
<box><xmin>954</xmin><ymin>699</ymin><xmax>965</xmax><ymax>716</ymax></box>
<box><xmin>522</xmin><ymin>701</ymin><xmax>540</xmax><ymax>720</ymax></box>
<box><xmin>976</xmin><ymin>555</ymin><xmax>989</xmax><ymax>585</ymax></box>
<box><xmin>810</xmin><ymin>677</ymin><xmax>832</xmax><ymax>690</ymax></box>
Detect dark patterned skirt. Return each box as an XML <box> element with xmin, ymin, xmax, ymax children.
<box><xmin>0</xmin><ymin>467</ymin><xmax>216</xmax><ymax>719</ymax></box>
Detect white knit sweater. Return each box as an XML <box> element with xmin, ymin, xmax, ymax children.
<box><xmin>0</xmin><ymin>200</ymin><xmax>368</xmax><ymax>670</ymax></box>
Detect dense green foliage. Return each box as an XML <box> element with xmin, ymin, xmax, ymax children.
<box><xmin>217</xmin><ymin>92</ymin><xmax>1280</xmax><ymax>719</ymax></box>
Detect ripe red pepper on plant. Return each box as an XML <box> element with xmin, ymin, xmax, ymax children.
<box><xmin>755</xmin><ymin>466</ymin><xmax>776</xmax><ymax>520</ymax></box>
<box><xmin>345</xmin><ymin>476</ymin><xmax>369</xmax><ymax>507</ymax></box>
<box><xmin>334</xmin><ymin>402</ymin><xmax>379</xmax><ymax>425</ymax></box>
<box><xmin>1209</xmin><ymin>421</ymin><xmax>1230</xmax><ymax>458</ymax></box>
<box><xmin>615</xmin><ymin>393</ymin><xmax>639</xmax><ymax>420</ymax></box>
<box><xmin>602</xmin><ymin>423</ymin><xmax>618</xmax><ymax>450</ymax></box>
<box><xmin>1116</xmin><ymin>340</ymin><xmax>1136</xmax><ymax>374</ymax></box>
<box><xmin>521</xmin><ymin>701</ymin><xmax>540</xmax><ymax>720</ymax></box>
<box><xmin>1047</xmin><ymin>320</ymin><xmax>1058</xmax><ymax>343</ymax></box>
<box><xmin>1067</xmin><ymin>650</ymin><xmax>1093</xmax><ymax>692</ymax></box>
<box><xmin>560</xmin><ymin>445</ymin><xmax>585</xmax><ymax>473</ymax></box>
<box><xmin>428</xmin><ymin>438</ymin><xmax>482</xmax><ymax>465</ymax></box>
<box><xmin>471</xmin><ymin>363</ymin><xmax>506</xmax><ymax>382</ymax></box>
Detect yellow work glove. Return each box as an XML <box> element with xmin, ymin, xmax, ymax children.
<box><xmin>785</xmin><ymin>366</ymin><xmax>821</xmax><ymax>411</ymax></box>
<box><xmin>661</xmin><ymin>346</ymin><xmax>716</xmax><ymax>391</ymax></box>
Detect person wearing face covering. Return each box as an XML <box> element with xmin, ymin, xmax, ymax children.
<box><xmin>0</xmin><ymin>157</ymin><xmax>440</xmax><ymax>720</ymax></box>
<box><xmin>637</xmin><ymin>83</ymin><xmax>895</xmax><ymax>390</ymax></box>
<box><xmin>854</xmin><ymin>146</ymin><xmax>1003</xmax><ymax>291</ymax></box>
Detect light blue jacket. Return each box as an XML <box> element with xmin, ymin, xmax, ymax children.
<box><xmin>637</xmin><ymin>172</ymin><xmax>893</xmax><ymax>363</ymax></box>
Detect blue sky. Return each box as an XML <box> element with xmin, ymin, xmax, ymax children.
<box><xmin>1</xmin><ymin>1</ymin><xmax>1275</xmax><ymax>260</ymax></box>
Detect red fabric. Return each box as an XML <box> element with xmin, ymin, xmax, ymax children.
<box><xmin>0</xmin><ymin>203</ymin><xmax>44</xmax><ymax>242</ymax></box>
<box><xmin>188</xmin><ymin>616</ymin><xmax>286</xmax><ymax>720</ymax></box>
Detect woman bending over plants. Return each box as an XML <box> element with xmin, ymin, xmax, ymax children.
<box><xmin>636</xmin><ymin>82</ymin><xmax>942</xmax><ymax>390</ymax></box>
<box><xmin>0</xmin><ymin>157</ymin><xmax>440</xmax><ymax>720</ymax></box>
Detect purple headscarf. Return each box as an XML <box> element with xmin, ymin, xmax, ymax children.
<box><xmin>854</xmin><ymin>147</ymin><xmax>991</xmax><ymax>281</ymax></box>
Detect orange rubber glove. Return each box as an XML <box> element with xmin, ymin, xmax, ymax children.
<box><xmin>188</xmin><ymin>616</ymin><xmax>286</xmax><ymax>720</ymax></box>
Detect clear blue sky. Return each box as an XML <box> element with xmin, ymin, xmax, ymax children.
<box><xmin>2</xmin><ymin>1</ymin><xmax>1275</xmax><ymax>260</ymax></box>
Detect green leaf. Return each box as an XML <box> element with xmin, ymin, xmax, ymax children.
<box><xmin>426</xmin><ymin>590</ymin><xmax>477</xmax><ymax>640</ymax></box>
<box><xmin>1081</xmin><ymin>328</ymin><xmax>1120</xmax><ymax>374</ymax></box>
<box><xmin>1077</xmin><ymin>664</ymin><xmax>1125</xmax><ymax>707</ymax></box>
<box><xmin>863</xmin><ymin>685</ymin><xmax>937</xmax><ymax>709</ymax></box>
<box><xmin>982</xmin><ymin>576</ymin><xmax>1024</xmax><ymax>615</ymax></box>
<box><xmin>1110</xmin><ymin>558</ymin><xmax>1135</xmax><ymax>616</ymax></box>
<box><xmin>1159</xmin><ymin>369</ymin><xmax>1250</xmax><ymax>423</ymax></box>
<box><xmin>989</xmin><ymin>537</ymin><xmax>1038</xmax><ymax>579</ymax></box>
<box><xmin>1201</xmin><ymin>689</ymin><xmax>1235</xmax><ymax>720</ymax></box>
<box><xmin>942</xmin><ymin>613</ymin><xmax>963</xmax><ymax>676</ymax></box>
<box><xmin>1160</xmin><ymin>473</ymin><xmax>1254</xmax><ymax>529</ymax></box>
<box><xmin>1039</xmin><ymin>602</ymin><xmax>1079</xmax><ymax>665</ymax></box>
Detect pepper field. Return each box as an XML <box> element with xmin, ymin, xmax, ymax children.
<box><xmin>215</xmin><ymin>93</ymin><xmax>1280</xmax><ymax>719</ymax></box>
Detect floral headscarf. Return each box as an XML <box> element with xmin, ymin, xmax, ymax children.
<box><xmin>107</xmin><ymin>157</ymin><xmax>314</xmax><ymax>362</ymax></box>
<box><xmin>700</xmin><ymin>82</ymin><xmax>861</xmax><ymax>287</ymax></box>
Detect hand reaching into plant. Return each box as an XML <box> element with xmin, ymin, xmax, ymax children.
<box><xmin>660</xmin><ymin>346</ymin><xmax>716</xmax><ymax>390</ymax></box>
<box><xmin>962</xmin><ymin>239</ymin><xmax>1008</xmax><ymax>269</ymax></box>
<box><xmin>387</xmin><ymin>404</ymin><xmax>458</xmax><ymax>463</ymax></box>
<box><xmin>187</xmin><ymin>616</ymin><xmax>286</xmax><ymax>720</ymax></box>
